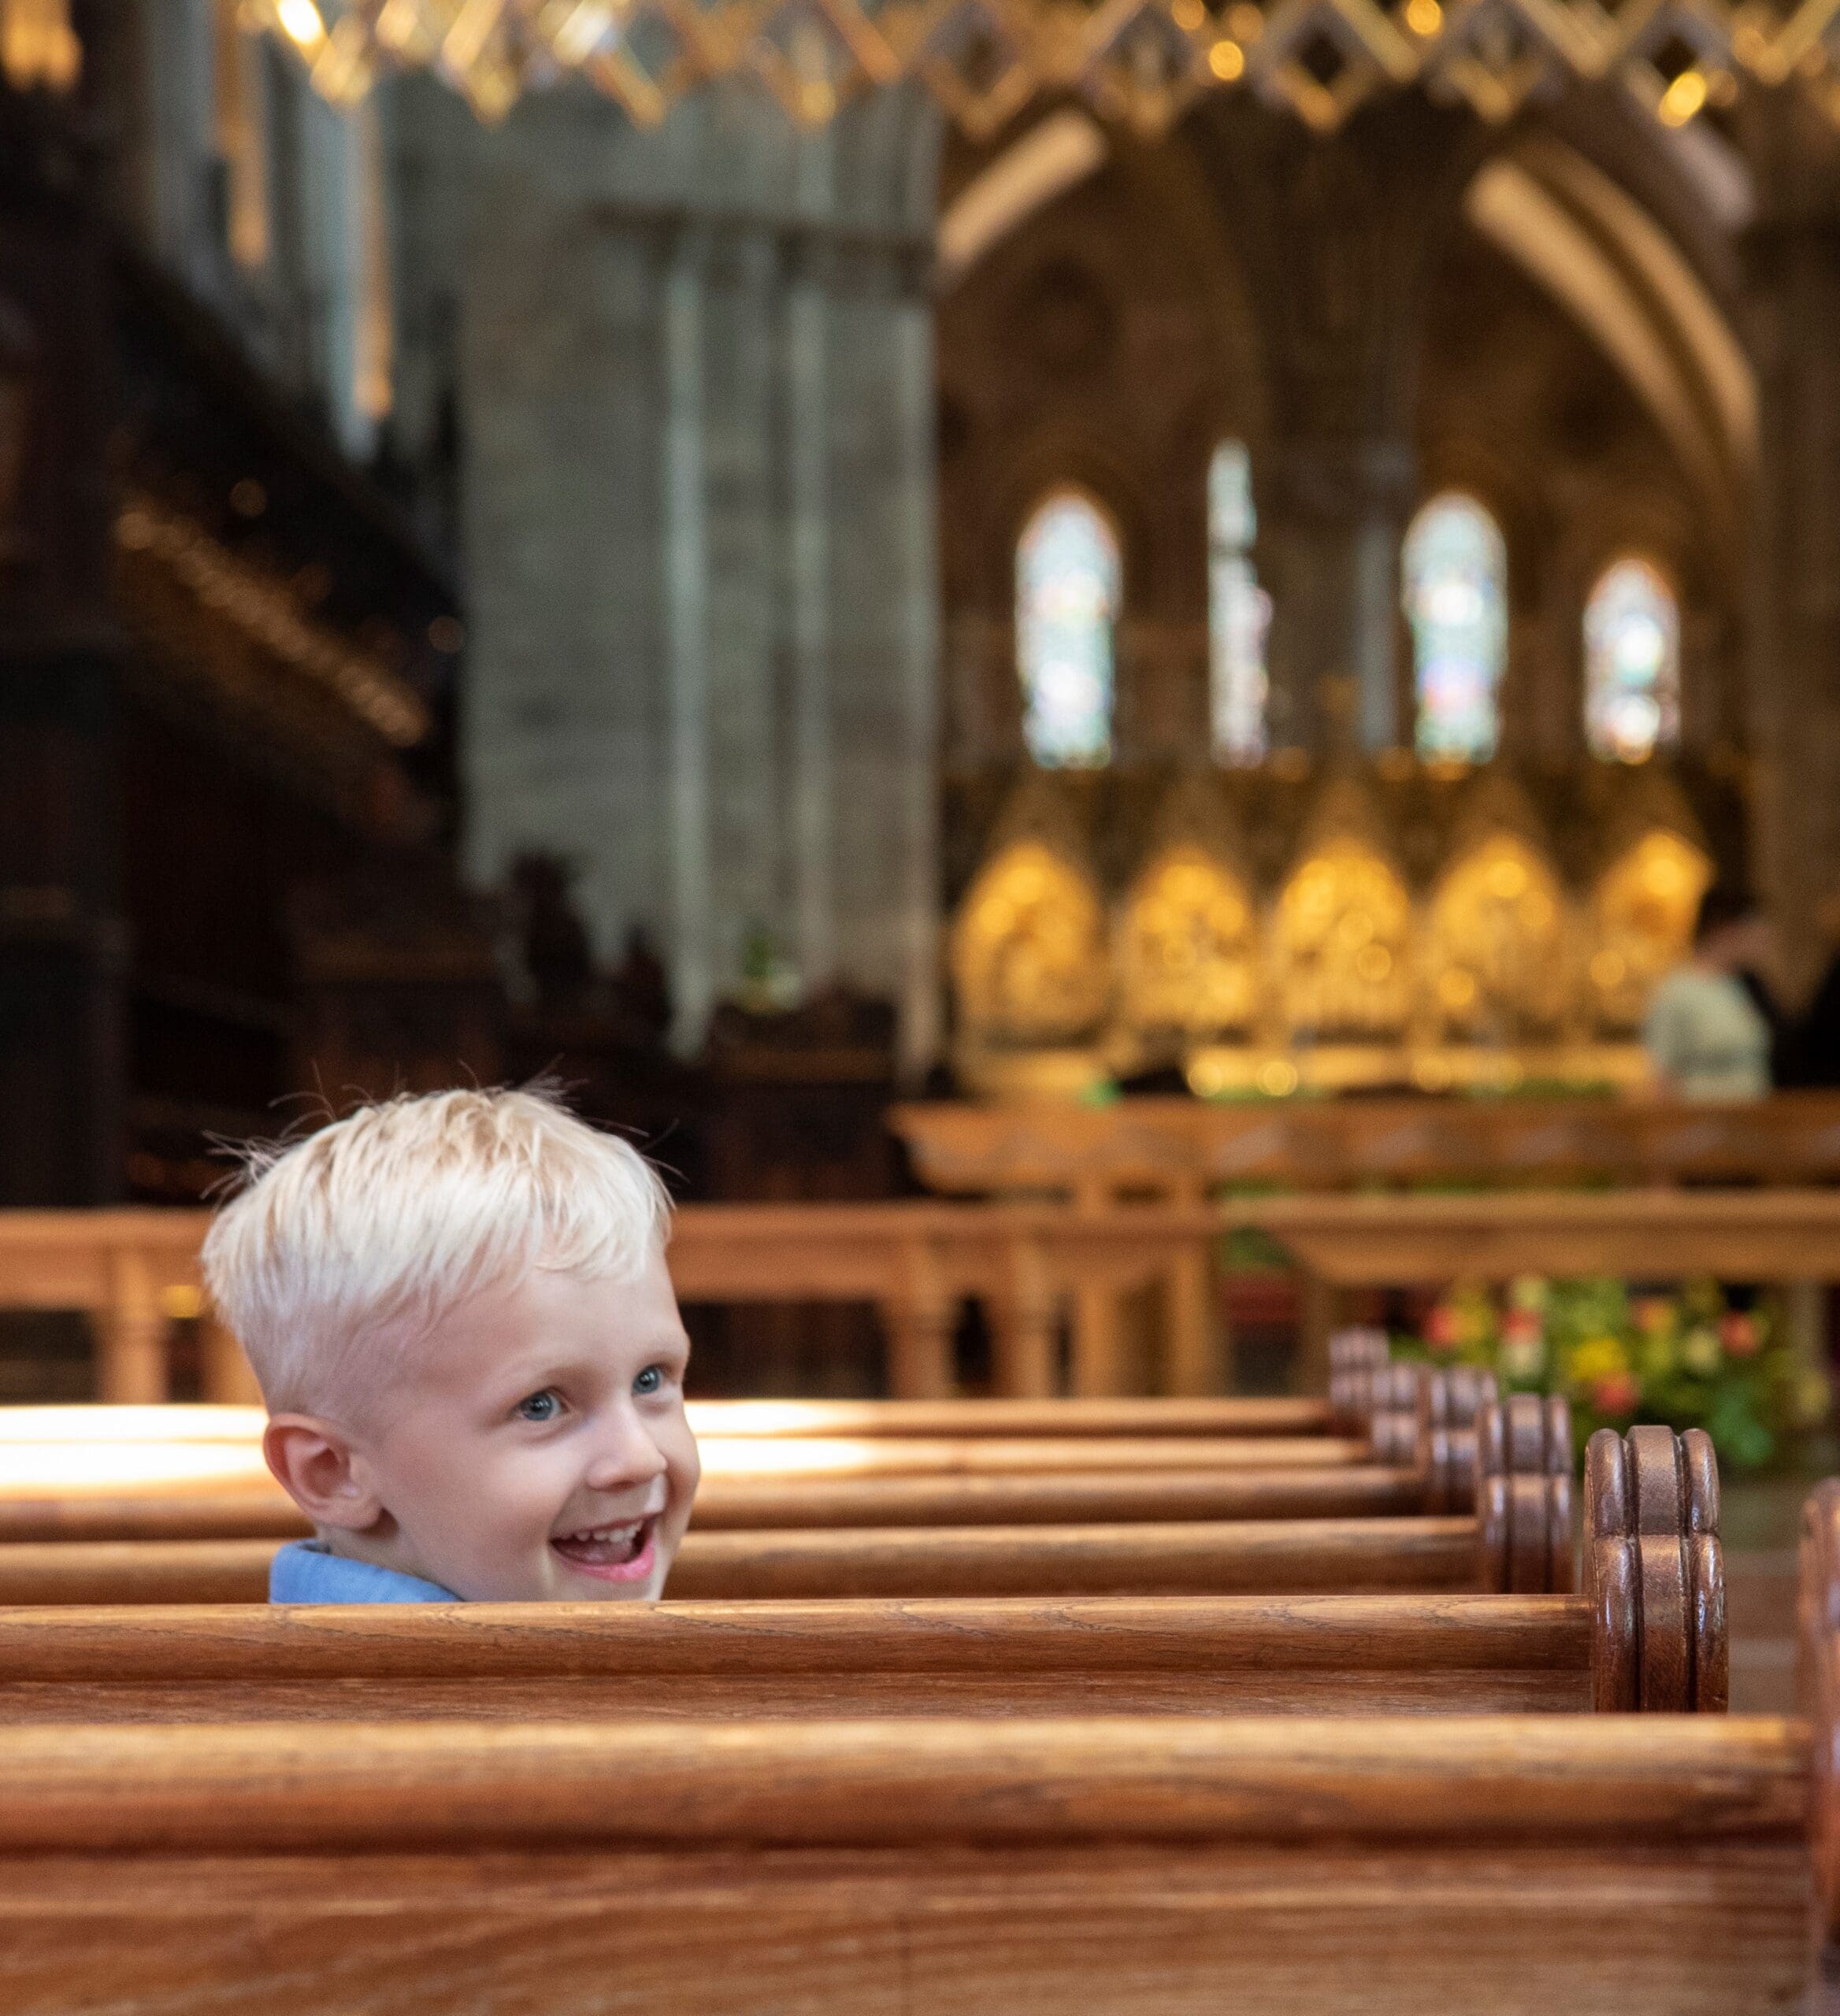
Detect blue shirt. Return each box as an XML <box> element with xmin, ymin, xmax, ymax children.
<box><xmin>269</xmin><ymin>1539</ymin><xmax>458</xmax><ymax>1603</ymax></box>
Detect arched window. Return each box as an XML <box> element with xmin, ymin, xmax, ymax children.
<box><xmin>1208</xmin><ymin>442</ymin><xmax>1272</xmax><ymax>765</ymax></box>
<box><xmin>1016</xmin><ymin>491</ymin><xmax>1119</xmax><ymax>768</ymax></box>
<box><xmin>1404</xmin><ymin>494</ymin><xmax>1508</xmax><ymax>763</ymax></box>
<box><xmin>1584</xmin><ymin>557</ymin><xmax>1679</xmax><ymax>763</ymax></box>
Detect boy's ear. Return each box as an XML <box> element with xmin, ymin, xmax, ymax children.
<box><xmin>263</xmin><ymin>1414</ymin><xmax>384</xmax><ymax>1532</ymax></box>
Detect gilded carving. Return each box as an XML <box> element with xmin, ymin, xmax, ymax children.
<box><xmin>952</xmin><ymin>839</ymin><xmax>1110</xmax><ymax>1044</ymax></box>
<box><xmin>949</xmin><ymin>766</ymin><xmax>1711</xmax><ymax>1092</ymax></box>
<box><xmin>1589</xmin><ymin>828</ymin><xmax>1712</xmax><ymax>1031</ymax></box>
<box><xmin>1427</xmin><ymin>832</ymin><xmax>1571</xmax><ymax>1040</ymax></box>
<box><xmin>1272</xmin><ymin>838</ymin><xmax>1414</xmax><ymax>1042</ymax></box>
<box><xmin>1118</xmin><ymin>843</ymin><xmax>1259</xmax><ymax>1039</ymax></box>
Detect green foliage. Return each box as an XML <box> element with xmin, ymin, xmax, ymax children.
<box><xmin>1394</xmin><ymin>1275</ymin><xmax>1830</xmax><ymax>1473</ymax></box>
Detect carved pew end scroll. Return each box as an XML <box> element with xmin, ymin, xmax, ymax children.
<box><xmin>1327</xmin><ymin>1328</ymin><xmax>1389</xmax><ymax>1432</ymax></box>
<box><xmin>1584</xmin><ymin>1424</ymin><xmax>1725</xmax><ymax>1713</ymax></box>
<box><xmin>1476</xmin><ymin>1392</ymin><xmax>1574</xmax><ymax>1594</ymax></box>
<box><xmin>1419</xmin><ymin>1365</ymin><xmax>1497</xmax><ymax>1515</ymax></box>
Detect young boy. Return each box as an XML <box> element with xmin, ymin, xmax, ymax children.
<box><xmin>202</xmin><ymin>1086</ymin><xmax>700</xmax><ymax>1603</ymax></box>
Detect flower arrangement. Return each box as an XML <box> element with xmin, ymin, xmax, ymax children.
<box><xmin>1400</xmin><ymin>1276</ymin><xmax>1831</xmax><ymax>1472</ymax></box>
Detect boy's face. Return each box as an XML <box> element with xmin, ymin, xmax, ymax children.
<box><xmin>347</xmin><ymin>1251</ymin><xmax>699</xmax><ymax>1601</ymax></box>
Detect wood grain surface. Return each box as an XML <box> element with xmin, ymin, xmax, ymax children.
<box><xmin>0</xmin><ymin>1669</ymin><xmax>1594</xmax><ymax>1721</ymax></box>
<box><xmin>0</xmin><ymin>1715</ymin><xmax>1806</xmax><ymax>1849</ymax></box>
<box><xmin>0</xmin><ymin>1432</ymin><xmax>1375</xmax><ymax>1506</ymax></box>
<box><xmin>0</xmin><ymin>1593</ymin><xmax>1596</xmax><ymax>1679</ymax></box>
<box><xmin>688</xmin><ymin>1397</ymin><xmax>1338</xmax><ymax>1437</ymax></box>
<box><xmin>0</xmin><ymin>1489</ymin><xmax>310</xmax><ymax>1542</ymax></box>
<box><xmin>1586</xmin><ymin>1425</ymin><xmax>1727</xmax><ymax>1713</ymax></box>
<box><xmin>0</xmin><ymin>1465</ymin><xmax>1431</xmax><ymax>1543</ymax></box>
<box><xmin>665</xmin><ymin>1518</ymin><xmax>1482</xmax><ymax>1599</ymax></box>
<box><xmin>0</xmin><ymin>1840</ymin><xmax>1810</xmax><ymax>2015</ymax></box>
<box><xmin>649</xmin><ymin>1466</ymin><xmax>1434</xmax><ymax>1529</ymax></box>
<box><xmin>695</xmin><ymin>1434</ymin><xmax>1373</xmax><ymax>1478</ymax></box>
<box><xmin>0</xmin><ymin>1517</ymin><xmax>1486</xmax><ymax>1604</ymax></box>
<box><xmin>0</xmin><ymin>1398</ymin><xmax>1334</xmax><ymax>1443</ymax></box>
<box><xmin>0</xmin><ymin>1593</ymin><xmax>1600</xmax><ymax>1718</ymax></box>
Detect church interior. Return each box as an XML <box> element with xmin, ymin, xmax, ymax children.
<box><xmin>9</xmin><ymin>0</ymin><xmax>1840</xmax><ymax>2005</ymax></box>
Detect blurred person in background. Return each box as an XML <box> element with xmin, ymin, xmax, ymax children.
<box><xmin>1643</xmin><ymin>882</ymin><xmax>1774</xmax><ymax>1101</ymax></box>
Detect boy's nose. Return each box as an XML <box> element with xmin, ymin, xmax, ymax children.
<box><xmin>582</xmin><ymin>1408</ymin><xmax>670</xmax><ymax>1493</ymax></box>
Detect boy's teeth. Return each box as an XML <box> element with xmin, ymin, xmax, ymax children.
<box><xmin>554</xmin><ymin>1517</ymin><xmax>651</xmax><ymax>1562</ymax></box>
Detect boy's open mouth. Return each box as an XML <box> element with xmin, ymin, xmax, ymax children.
<box><xmin>550</xmin><ymin>1515</ymin><xmax>658</xmax><ymax>1584</ymax></box>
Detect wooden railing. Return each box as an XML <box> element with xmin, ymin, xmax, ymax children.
<box><xmin>891</xmin><ymin>1091</ymin><xmax>1840</xmax><ymax>1196</ymax></box>
<box><xmin>7</xmin><ymin>1193</ymin><xmax>1840</xmax><ymax>1406</ymax></box>
<box><xmin>0</xmin><ymin>1203</ymin><xmax>1226</xmax><ymax>1405</ymax></box>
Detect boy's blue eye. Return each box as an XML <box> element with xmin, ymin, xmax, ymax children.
<box><xmin>633</xmin><ymin>1366</ymin><xmax>663</xmax><ymax>1396</ymax></box>
<box><xmin>514</xmin><ymin>1389</ymin><xmax>561</xmax><ymax>1422</ymax></box>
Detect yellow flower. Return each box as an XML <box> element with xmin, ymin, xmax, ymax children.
<box><xmin>1568</xmin><ymin>1336</ymin><xmax>1630</xmax><ymax>1385</ymax></box>
<box><xmin>1681</xmin><ymin>1329</ymin><xmax>1721</xmax><ymax>1377</ymax></box>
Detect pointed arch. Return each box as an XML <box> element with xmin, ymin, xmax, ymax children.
<box><xmin>1585</xmin><ymin>556</ymin><xmax>1680</xmax><ymax>762</ymax></box>
<box><xmin>1016</xmin><ymin>490</ymin><xmax>1120</xmax><ymax>768</ymax></box>
<box><xmin>1404</xmin><ymin>493</ymin><xmax>1508</xmax><ymax>762</ymax></box>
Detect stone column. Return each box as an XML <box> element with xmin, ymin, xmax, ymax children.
<box><xmin>446</xmin><ymin>85</ymin><xmax>943</xmax><ymax>1064</ymax></box>
<box><xmin>1193</xmin><ymin>98</ymin><xmax>1459</xmax><ymax>761</ymax></box>
<box><xmin>1738</xmin><ymin>101</ymin><xmax>1840</xmax><ymax>996</ymax></box>
<box><xmin>663</xmin><ymin>224</ymin><xmax>717</xmax><ymax>1047</ymax></box>
<box><xmin>1267</xmin><ymin>435</ymin><xmax>1415</xmax><ymax>754</ymax></box>
<box><xmin>889</xmin><ymin>245</ymin><xmax>943</xmax><ymax>1076</ymax></box>
<box><xmin>784</xmin><ymin>135</ymin><xmax>837</xmax><ymax>992</ymax></box>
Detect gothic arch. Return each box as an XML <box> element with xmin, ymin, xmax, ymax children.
<box><xmin>1460</xmin><ymin>132</ymin><xmax>1753</xmax><ymax>539</ymax></box>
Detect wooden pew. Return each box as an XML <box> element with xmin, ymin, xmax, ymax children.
<box><xmin>0</xmin><ymin>1595</ymin><xmax>1609</xmax><ymax>1721</ymax></box>
<box><xmin>692</xmin><ymin>1397</ymin><xmax>1339</xmax><ymax>1436</ymax></box>
<box><xmin>0</xmin><ymin>1355</ymin><xmax>1483</xmax><ymax>1542</ymax></box>
<box><xmin>0</xmin><ymin>1682</ymin><xmax>1805</xmax><ymax>2009</ymax></box>
<box><xmin>0</xmin><ymin>1719</ymin><xmax>1805</xmax><ymax>2016</ymax></box>
<box><xmin>0</xmin><ymin>1521</ymin><xmax>1481</xmax><ymax>1603</ymax></box>
<box><xmin>0</xmin><ymin>1392</ymin><xmax>1574</xmax><ymax>1603</ymax></box>
<box><xmin>0</xmin><ymin>1434</ymin><xmax>1779</xmax><ymax>2014</ymax></box>
<box><xmin>0</xmin><ymin>1424</ymin><xmax>1718</xmax><ymax>1723</ymax></box>
<box><xmin>0</xmin><ymin>1396</ymin><xmax>1340</xmax><ymax>1441</ymax></box>
<box><xmin>0</xmin><ymin>1466</ymin><xmax>1431</xmax><ymax>1544</ymax></box>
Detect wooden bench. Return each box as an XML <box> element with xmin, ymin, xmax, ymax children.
<box><xmin>0</xmin><ymin>1436</ymin><xmax>1777</xmax><ymax>2014</ymax></box>
<box><xmin>0</xmin><ymin>1466</ymin><xmax>1434</xmax><ymax>1544</ymax></box>
<box><xmin>0</xmin><ymin>1355</ymin><xmax>1486</xmax><ymax>1546</ymax></box>
<box><xmin>0</xmin><ymin>1721</ymin><xmax>1805</xmax><ymax>2009</ymax></box>
<box><xmin>0</xmin><ymin>1392</ymin><xmax>1575</xmax><ymax>1603</ymax></box>
<box><xmin>0</xmin><ymin>1425</ymin><xmax>1718</xmax><ymax>1723</ymax></box>
<box><xmin>0</xmin><ymin>1396</ymin><xmax>1338</xmax><ymax>1442</ymax></box>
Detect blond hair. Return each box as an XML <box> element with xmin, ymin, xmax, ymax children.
<box><xmin>202</xmin><ymin>1087</ymin><xmax>672</xmax><ymax>1415</ymax></box>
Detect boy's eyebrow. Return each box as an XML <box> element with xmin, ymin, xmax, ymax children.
<box><xmin>492</xmin><ymin>1334</ymin><xmax>691</xmax><ymax>1395</ymax></box>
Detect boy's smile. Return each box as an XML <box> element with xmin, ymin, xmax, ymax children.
<box><xmin>551</xmin><ymin>1501</ymin><xmax>666</xmax><ymax>1584</ymax></box>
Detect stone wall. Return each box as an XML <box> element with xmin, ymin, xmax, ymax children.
<box><xmin>401</xmin><ymin>82</ymin><xmax>943</xmax><ymax>1066</ymax></box>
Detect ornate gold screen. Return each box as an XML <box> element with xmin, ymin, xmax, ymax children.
<box><xmin>1426</xmin><ymin>833</ymin><xmax>1571</xmax><ymax>1040</ymax></box>
<box><xmin>1271</xmin><ymin>839</ymin><xmax>1414</xmax><ymax>1043</ymax></box>
<box><xmin>1118</xmin><ymin>843</ymin><xmax>1259</xmax><ymax>1040</ymax></box>
<box><xmin>1590</xmin><ymin>830</ymin><xmax>1712</xmax><ymax>1031</ymax></box>
<box><xmin>952</xmin><ymin>788</ymin><xmax>1711</xmax><ymax>1092</ymax></box>
<box><xmin>951</xmin><ymin>839</ymin><xmax>1110</xmax><ymax>1044</ymax></box>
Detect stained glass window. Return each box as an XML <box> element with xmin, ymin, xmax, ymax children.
<box><xmin>1404</xmin><ymin>494</ymin><xmax>1508</xmax><ymax>762</ymax></box>
<box><xmin>1208</xmin><ymin>441</ymin><xmax>1272</xmax><ymax>765</ymax></box>
<box><xmin>1017</xmin><ymin>491</ymin><xmax>1119</xmax><ymax>768</ymax></box>
<box><xmin>1584</xmin><ymin>558</ymin><xmax>1679</xmax><ymax>763</ymax></box>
